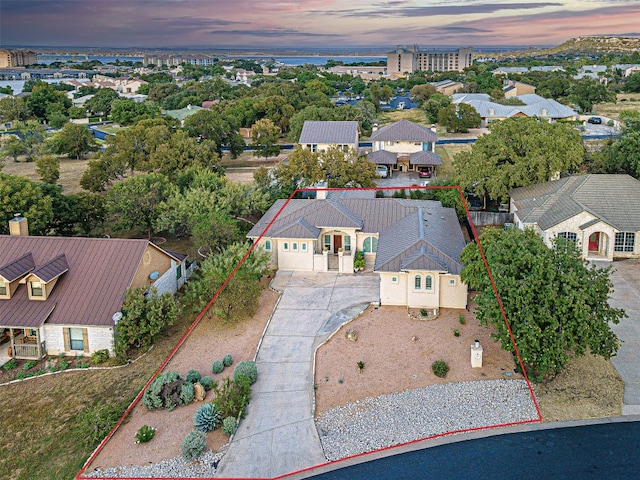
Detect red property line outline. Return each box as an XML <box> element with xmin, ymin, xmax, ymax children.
<box><xmin>77</xmin><ymin>185</ymin><xmax>542</xmax><ymax>480</ymax></box>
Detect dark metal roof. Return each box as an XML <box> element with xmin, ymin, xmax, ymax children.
<box><xmin>369</xmin><ymin>150</ymin><xmax>398</xmax><ymax>165</ymax></box>
<box><xmin>298</xmin><ymin>121</ymin><xmax>359</xmax><ymax>146</ymax></box>
<box><xmin>0</xmin><ymin>252</ymin><xmax>35</xmax><ymax>282</ymax></box>
<box><xmin>32</xmin><ymin>253</ymin><xmax>69</xmax><ymax>283</ymax></box>
<box><xmin>0</xmin><ymin>236</ymin><xmax>163</xmax><ymax>329</ymax></box>
<box><xmin>370</xmin><ymin>120</ymin><xmax>437</xmax><ymax>143</ymax></box>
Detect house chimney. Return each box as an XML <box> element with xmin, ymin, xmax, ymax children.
<box><xmin>9</xmin><ymin>214</ymin><xmax>29</xmax><ymax>236</ymax></box>
<box><xmin>372</xmin><ymin>123</ymin><xmax>378</xmax><ymax>132</ymax></box>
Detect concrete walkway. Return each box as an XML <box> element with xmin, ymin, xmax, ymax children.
<box><xmin>216</xmin><ymin>271</ymin><xmax>380</xmax><ymax>478</ymax></box>
<box><xmin>608</xmin><ymin>259</ymin><xmax>640</xmax><ymax>415</ymax></box>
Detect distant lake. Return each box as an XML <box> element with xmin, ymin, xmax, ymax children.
<box><xmin>0</xmin><ymin>78</ymin><xmax>90</xmax><ymax>95</ymax></box>
<box><xmin>36</xmin><ymin>54</ymin><xmax>144</xmax><ymax>65</ymax></box>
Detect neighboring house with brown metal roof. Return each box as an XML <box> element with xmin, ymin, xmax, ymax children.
<box><xmin>368</xmin><ymin>120</ymin><xmax>441</xmax><ymax>178</ymax></box>
<box><xmin>298</xmin><ymin>121</ymin><xmax>360</xmax><ymax>152</ymax></box>
<box><xmin>247</xmin><ymin>197</ymin><xmax>467</xmax><ymax>309</ymax></box>
<box><xmin>509</xmin><ymin>174</ymin><xmax>640</xmax><ymax>261</ymax></box>
<box><xmin>0</xmin><ymin>217</ymin><xmax>190</xmax><ymax>361</ymax></box>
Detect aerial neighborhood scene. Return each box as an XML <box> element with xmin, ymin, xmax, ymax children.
<box><xmin>2</xmin><ymin>0</ymin><xmax>640</xmax><ymax>479</ymax></box>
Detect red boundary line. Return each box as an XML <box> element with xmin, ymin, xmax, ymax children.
<box><xmin>77</xmin><ymin>185</ymin><xmax>542</xmax><ymax>480</ymax></box>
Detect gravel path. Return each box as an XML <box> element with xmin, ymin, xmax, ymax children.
<box><xmin>316</xmin><ymin>379</ymin><xmax>539</xmax><ymax>461</ymax></box>
<box><xmin>87</xmin><ymin>379</ymin><xmax>538</xmax><ymax>477</ymax></box>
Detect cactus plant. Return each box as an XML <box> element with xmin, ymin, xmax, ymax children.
<box><xmin>179</xmin><ymin>382</ymin><xmax>195</xmax><ymax>406</ymax></box>
<box><xmin>212</xmin><ymin>360</ymin><xmax>224</xmax><ymax>374</ymax></box>
<box><xmin>200</xmin><ymin>376</ymin><xmax>216</xmax><ymax>391</ymax></box>
<box><xmin>233</xmin><ymin>360</ymin><xmax>258</xmax><ymax>385</ymax></box>
<box><xmin>222</xmin><ymin>416</ymin><xmax>238</xmax><ymax>435</ymax></box>
<box><xmin>223</xmin><ymin>354</ymin><xmax>233</xmax><ymax>367</ymax></box>
<box><xmin>193</xmin><ymin>403</ymin><xmax>222</xmax><ymax>432</ymax></box>
<box><xmin>186</xmin><ymin>369</ymin><xmax>202</xmax><ymax>383</ymax></box>
<box><xmin>181</xmin><ymin>431</ymin><xmax>207</xmax><ymax>460</ymax></box>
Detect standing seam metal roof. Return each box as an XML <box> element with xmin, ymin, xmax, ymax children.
<box><xmin>298</xmin><ymin>121</ymin><xmax>359</xmax><ymax>146</ymax></box>
<box><xmin>370</xmin><ymin>120</ymin><xmax>437</xmax><ymax>143</ymax></box>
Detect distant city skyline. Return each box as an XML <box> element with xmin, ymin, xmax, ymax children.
<box><xmin>1</xmin><ymin>0</ymin><xmax>640</xmax><ymax>50</ymax></box>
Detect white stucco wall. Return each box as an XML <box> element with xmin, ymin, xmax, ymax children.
<box><xmin>380</xmin><ymin>272</ymin><xmax>407</xmax><ymax>306</ymax></box>
<box><xmin>372</xmin><ymin>141</ymin><xmax>429</xmax><ymax>154</ymax></box>
<box><xmin>275</xmin><ymin>239</ymin><xmax>315</xmax><ymax>270</ymax></box>
<box><xmin>380</xmin><ymin>271</ymin><xmax>466</xmax><ymax>308</ymax></box>
<box><xmin>439</xmin><ymin>275</ymin><xmax>468</xmax><ymax>308</ymax></box>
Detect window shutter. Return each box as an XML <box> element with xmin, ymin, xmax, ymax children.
<box><xmin>82</xmin><ymin>328</ymin><xmax>89</xmax><ymax>353</ymax></box>
<box><xmin>63</xmin><ymin>328</ymin><xmax>70</xmax><ymax>352</ymax></box>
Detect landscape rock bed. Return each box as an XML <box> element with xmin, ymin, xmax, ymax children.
<box><xmin>316</xmin><ymin>379</ymin><xmax>539</xmax><ymax>461</ymax></box>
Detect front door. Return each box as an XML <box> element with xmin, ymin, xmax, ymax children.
<box><xmin>333</xmin><ymin>235</ymin><xmax>342</xmax><ymax>253</ymax></box>
<box><xmin>588</xmin><ymin>232</ymin><xmax>600</xmax><ymax>252</ymax></box>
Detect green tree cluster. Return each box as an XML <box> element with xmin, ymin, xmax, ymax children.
<box><xmin>460</xmin><ymin>227</ymin><xmax>623</xmax><ymax>381</ymax></box>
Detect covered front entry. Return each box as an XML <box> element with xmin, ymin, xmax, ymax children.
<box><xmin>1</xmin><ymin>327</ymin><xmax>46</xmax><ymax>360</ymax></box>
<box><xmin>333</xmin><ymin>234</ymin><xmax>342</xmax><ymax>253</ymax></box>
<box><xmin>586</xmin><ymin>231</ymin><xmax>610</xmax><ymax>259</ymax></box>
<box><xmin>588</xmin><ymin>232</ymin><xmax>600</xmax><ymax>252</ymax></box>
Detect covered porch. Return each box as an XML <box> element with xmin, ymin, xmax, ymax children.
<box><xmin>2</xmin><ymin>327</ymin><xmax>46</xmax><ymax>361</ymax></box>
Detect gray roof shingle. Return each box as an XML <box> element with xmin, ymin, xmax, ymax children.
<box><xmin>370</xmin><ymin>120</ymin><xmax>437</xmax><ymax>143</ymax></box>
<box><xmin>510</xmin><ymin>174</ymin><xmax>640</xmax><ymax>231</ymax></box>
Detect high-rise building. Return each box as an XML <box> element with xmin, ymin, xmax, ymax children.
<box><xmin>387</xmin><ymin>45</ymin><xmax>473</xmax><ymax>75</ymax></box>
<box><xmin>0</xmin><ymin>49</ymin><xmax>38</xmax><ymax>68</ymax></box>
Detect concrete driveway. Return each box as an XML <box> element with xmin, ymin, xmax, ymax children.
<box><xmin>608</xmin><ymin>259</ymin><xmax>640</xmax><ymax>415</ymax></box>
<box><xmin>216</xmin><ymin>271</ymin><xmax>380</xmax><ymax>478</ymax></box>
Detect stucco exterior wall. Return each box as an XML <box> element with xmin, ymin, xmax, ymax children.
<box><xmin>380</xmin><ymin>272</ymin><xmax>407</xmax><ymax>306</ymax></box>
<box><xmin>372</xmin><ymin>141</ymin><xmax>426</xmax><ymax>154</ymax></box>
<box><xmin>439</xmin><ymin>275</ymin><xmax>468</xmax><ymax>308</ymax></box>
<box><xmin>275</xmin><ymin>239</ymin><xmax>315</xmax><ymax>271</ymax></box>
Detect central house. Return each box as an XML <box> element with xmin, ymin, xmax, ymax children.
<box><xmin>248</xmin><ymin>197</ymin><xmax>468</xmax><ymax>309</ymax></box>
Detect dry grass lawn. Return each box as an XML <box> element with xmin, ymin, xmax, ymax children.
<box><xmin>594</xmin><ymin>93</ymin><xmax>640</xmax><ymax>120</ymax></box>
<box><xmin>2</xmin><ymin>155</ymin><xmax>92</xmax><ymax>194</ymax></box>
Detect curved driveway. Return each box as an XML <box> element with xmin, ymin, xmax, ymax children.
<box><xmin>216</xmin><ymin>271</ymin><xmax>380</xmax><ymax>478</ymax></box>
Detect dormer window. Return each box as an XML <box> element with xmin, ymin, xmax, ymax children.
<box><xmin>0</xmin><ymin>279</ymin><xmax>6</xmax><ymax>296</ymax></box>
<box><xmin>30</xmin><ymin>281</ymin><xmax>43</xmax><ymax>297</ymax></box>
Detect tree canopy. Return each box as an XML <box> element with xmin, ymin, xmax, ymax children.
<box><xmin>454</xmin><ymin>117</ymin><xmax>584</xmax><ymax>202</ymax></box>
<box><xmin>460</xmin><ymin>227</ymin><xmax>623</xmax><ymax>381</ymax></box>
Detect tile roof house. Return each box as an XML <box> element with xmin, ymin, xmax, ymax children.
<box><xmin>247</xmin><ymin>198</ymin><xmax>468</xmax><ymax>309</ymax></box>
<box><xmin>298</xmin><ymin>121</ymin><xmax>360</xmax><ymax>152</ymax></box>
<box><xmin>509</xmin><ymin>174</ymin><xmax>640</xmax><ymax>261</ymax></box>
<box><xmin>0</xmin><ymin>217</ymin><xmax>190</xmax><ymax>361</ymax></box>
<box><xmin>368</xmin><ymin>120</ymin><xmax>441</xmax><ymax>178</ymax></box>
<box><xmin>452</xmin><ymin>93</ymin><xmax>577</xmax><ymax>126</ymax></box>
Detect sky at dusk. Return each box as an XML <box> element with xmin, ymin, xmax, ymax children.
<box><xmin>1</xmin><ymin>0</ymin><xmax>640</xmax><ymax>50</ymax></box>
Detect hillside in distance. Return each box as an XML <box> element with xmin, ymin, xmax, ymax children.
<box><xmin>487</xmin><ymin>36</ymin><xmax>640</xmax><ymax>59</ymax></box>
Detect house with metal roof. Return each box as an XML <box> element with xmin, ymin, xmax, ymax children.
<box><xmin>298</xmin><ymin>121</ymin><xmax>359</xmax><ymax>152</ymax></box>
<box><xmin>452</xmin><ymin>93</ymin><xmax>577</xmax><ymax>126</ymax></box>
<box><xmin>247</xmin><ymin>198</ymin><xmax>468</xmax><ymax>309</ymax></box>
<box><xmin>509</xmin><ymin>174</ymin><xmax>640</xmax><ymax>261</ymax></box>
<box><xmin>0</xmin><ymin>217</ymin><xmax>190</xmax><ymax>362</ymax></box>
<box><xmin>368</xmin><ymin>120</ymin><xmax>441</xmax><ymax>178</ymax></box>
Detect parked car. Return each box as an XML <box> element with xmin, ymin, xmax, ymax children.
<box><xmin>587</xmin><ymin>116</ymin><xmax>602</xmax><ymax>124</ymax></box>
<box><xmin>418</xmin><ymin>169</ymin><xmax>432</xmax><ymax>178</ymax></box>
<box><xmin>466</xmin><ymin>198</ymin><xmax>483</xmax><ymax>211</ymax></box>
<box><xmin>376</xmin><ymin>165</ymin><xmax>389</xmax><ymax>178</ymax></box>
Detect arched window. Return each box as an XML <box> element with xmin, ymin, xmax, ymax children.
<box><xmin>363</xmin><ymin>236</ymin><xmax>378</xmax><ymax>253</ymax></box>
<box><xmin>414</xmin><ymin>275</ymin><xmax>421</xmax><ymax>289</ymax></box>
<box><xmin>264</xmin><ymin>240</ymin><xmax>272</xmax><ymax>251</ymax></box>
<box><xmin>425</xmin><ymin>275</ymin><xmax>433</xmax><ymax>291</ymax></box>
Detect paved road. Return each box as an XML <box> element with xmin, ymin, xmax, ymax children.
<box><xmin>216</xmin><ymin>271</ymin><xmax>380</xmax><ymax>478</ymax></box>
<box><xmin>608</xmin><ymin>259</ymin><xmax>640</xmax><ymax>415</ymax></box>
<box><xmin>300</xmin><ymin>417</ymin><xmax>640</xmax><ymax>480</ymax></box>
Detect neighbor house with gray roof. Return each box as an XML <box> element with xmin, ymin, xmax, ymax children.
<box><xmin>247</xmin><ymin>197</ymin><xmax>468</xmax><ymax>309</ymax></box>
<box><xmin>509</xmin><ymin>174</ymin><xmax>640</xmax><ymax>261</ymax></box>
<box><xmin>368</xmin><ymin>120</ymin><xmax>442</xmax><ymax>178</ymax></box>
<box><xmin>0</xmin><ymin>217</ymin><xmax>191</xmax><ymax>362</ymax></box>
<box><xmin>298</xmin><ymin>120</ymin><xmax>360</xmax><ymax>152</ymax></box>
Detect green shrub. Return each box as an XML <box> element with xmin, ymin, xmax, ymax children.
<box><xmin>193</xmin><ymin>403</ymin><xmax>222</xmax><ymax>432</ymax></box>
<box><xmin>35</xmin><ymin>368</ymin><xmax>46</xmax><ymax>375</ymax></box>
<box><xmin>79</xmin><ymin>363</ymin><xmax>89</xmax><ymax>369</ymax></box>
<box><xmin>59</xmin><ymin>361</ymin><xmax>69</xmax><ymax>371</ymax></box>
<box><xmin>357</xmin><ymin>361</ymin><xmax>365</xmax><ymax>372</ymax></box>
<box><xmin>453</xmin><ymin>328</ymin><xmax>460</xmax><ymax>337</ymax></box>
<box><xmin>432</xmin><ymin>360</ymin><xmax>449</xmax><ymax>378</ymax></box>
<box><xmin>186</xmin><ymin>369</ymin><xmax>202</xmax><ymax>383</ymax></box>
<box><xmin>16</xmin><ymin>371</ymin><xmax>26</xmax><ymax>380</ymax></box>
<box><xmin>212</xmin><ymin>376</ymin><xmax>252</xmax><ymax>419</ymax></box>
<box><xmin>181</xmin><ymin>431</ymin><xmax>207</xmax><ymax>461</ymax></box>
<box><xmin>419</xmin><ymin>308</ymin><xmax>428</xmax><ymax>317</ymax></box>
<box><xmin>233</xmin><ymin>360</ymin><xmax>257</xmax><ymax>385</ymax></box>
<box><xmin>222</xmin><ymin>417</ymin><xmax>238</xmax><ymax>436</ymax></box>
<box><xmin>223</xmin><ymin>354</ymin><xmax>233</xmax><ymax>367</ymax></box>
<box><xmin>459</xmin><ymin>314</ymin><xmax>466</xmax><ymax>325</ymax></box>
<box><xmin>73</xmin><ymin>401</ymin><xmax>124</xmax><ymax>448</ymax></box>
<box><xmin>375</xmin><ymin>190</ymin><xmax>385</xmax><ymax>198</ymax></box>
<box><xmin>2</xmin><ymin>359</ymin><xmax>18</xmax><ymax>370</ymax></box>
<box><xmin>23</xmin><ymin>360</ymin><xmax>37</xmax><ymax>370</ymax></box>
<box><xmin>91</xmin><ymin>349</ymin><xmax>110</xmax><ymax>365</ymax></box>
<box><xmin>212</xmin><ymin>360</ymin><xmax>224</xmax><ymax>374</ymax></box>
<box><xmin>200</xmin><ymin>376</ymin><xmax>216</xmax><ymax>391</ymax></box>
<box><xmin>143</xmin><ymin>372</ymin><xmax>189</xmax><ymax>411</ymax></box>
<box><xmin>180</xmin><ymin>382</ymin><xmax>195</xmax><ymax>405</ymax></box>
<box><xmin>135</xmin><ymin>425</ymin><xmax>156</xmax><ymax>443</ymax></box>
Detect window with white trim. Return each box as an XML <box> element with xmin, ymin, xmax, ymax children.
<box><xmin>292</xmin><ymin>242</ymin><xmax>298</xmax><ymax>251</ymax></box>
<box><xmin>283</xmin><ymin>242</ymin><xmax>289</xmax><ymax>251</ymax></box>
<box><xmin>301</xmin><ymin>243</ymin><xmax>307</xmax><ymax>251</ymax></box>
<box><xmin>324</xmin><ymin>234</ymin><xmax>331</xmax><ymax>251</ymax></box>
<box><xmin>391</xmin><ymin>276</ymin><xmax>398</xmax><ymax>284</ymax></box>
<box><xmin>69</xmin><ymin>328</ymin><xmax>84</xmax><ymax>351</ymax></box>
<box><xmin>363</xmin><ymin>236</ymin><xmax>378</xmax><ymax>253</ymax></box>
<box><xmin>615</xmin><ymin>232</ymin><xmax>635</xmax><ymax>252</ymax></box>
<box><xmin>264</xmin><ymin>240</ymin><xmax>272</xmax><ymax>251</ymax></box>
<box><xmin>414</xmin><ymin>275</ymin><xmax>421</xmax><ymax>289</ymax></box>
<box><xmin>30</xmin><ymin>281</ymin><xmax>43</xmax><ymax>297</ymax></box>
<box><xmin>0</xmin><ymin>279</ymin><xmax>6</xmax><ymax>296</ymax></box>
<box><xmin>449</xmin><ymin>278</ymin><xmax>456</xmax><ymax>286</ymax></box>
<box><xmin>558</xmin><ymin>232</ymin><xmax>577</xmax><ymax>242</ymax></box>
<box><xmin>344</xmin><ymin>236</ymin><xmax>351</xmax><ymax>252</ymax></box>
